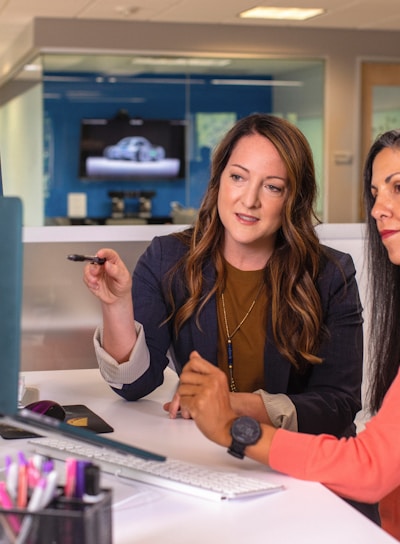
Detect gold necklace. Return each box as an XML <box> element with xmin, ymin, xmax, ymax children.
<box><xmin>221</xmin><ymin>282</ymin><xmax>264</xmax><ymax>393</ymax></box>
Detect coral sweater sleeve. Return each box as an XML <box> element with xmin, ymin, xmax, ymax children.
<box><xmin>269</xmin><ymin>369</ymin><xmax>400</xmax><ymax>504</ymax></box>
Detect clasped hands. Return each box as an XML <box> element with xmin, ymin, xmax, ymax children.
<box><xmin>165</xmin><ymin>351</ymin><xmax>272</xmax><ymax>448</ymax></box>
<box><xmin>172</xmin><ymin>351</ymin><xmax>277</xmax><ymax>465</ymax></box>
<box><xmin>166</xmin><ymin>351</ymin><xmax>236</xmax><ymax>447</ymax></box>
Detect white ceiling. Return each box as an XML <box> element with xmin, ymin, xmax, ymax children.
<box><xmin>1</xmin><ymin>0</ymin><xmax>400</xmax><ymax>60</ymax></box>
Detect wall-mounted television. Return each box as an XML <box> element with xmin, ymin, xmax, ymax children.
<box><xmin>78</xmin><ymin>116</ymin><xmax>187</xmax><ymax>181</ymax></box>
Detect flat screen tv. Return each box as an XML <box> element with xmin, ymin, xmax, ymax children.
<box><xmin>78</xmin><ymin>116</ymin><xmax>187</xmax><ymax>181</ymax></box>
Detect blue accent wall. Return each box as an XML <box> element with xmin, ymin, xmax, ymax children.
<box><xmin>43</xmin><ymin>73</ymin><xmax>273</xmax><ymax>220</ymax></box>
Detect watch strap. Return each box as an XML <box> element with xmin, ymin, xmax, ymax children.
<box><xmin>228</xmin><ymin>440</ymin><xmax>247</xmax><ymax>459</ymax></box>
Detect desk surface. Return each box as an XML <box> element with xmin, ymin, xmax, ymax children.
<box><xmin>11</xmin><ymin>368</ymin><xmax>396</xmax><ymax>544</ymax></box>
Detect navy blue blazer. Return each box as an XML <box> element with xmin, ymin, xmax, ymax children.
<box><xmin>117</xmin><ymin>233</ymin><xmax>363</xmax><ymax>439</ymax></box>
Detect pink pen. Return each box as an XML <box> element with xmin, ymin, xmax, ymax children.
<box><xmin>0</xmin><ymin>481</ymin><xmax>15</xmax><ymax>510</ymax></box>
<box><xmin>64</xmin><ymin>458</ymin><xmax>77</xmax><ymax>498</ymax></box>
<box><xmin>0</xmin><ymin>481</ymin><xmax>21</xmax><ymax>533</ymax></box>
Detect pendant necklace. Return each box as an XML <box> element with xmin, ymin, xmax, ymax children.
<box><xmin>221</xmin><ymin>282</ymin><xmax>264</xmax><ymax>393</ymax></box>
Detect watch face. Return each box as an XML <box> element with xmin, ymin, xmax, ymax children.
<box><xmin>231</xmin><ymin>416</ymin><xmax>261</xmax><ymax>445</ymax></box>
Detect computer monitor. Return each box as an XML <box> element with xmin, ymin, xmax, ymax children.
<box><xmin>0</xmin><ymin>196</ymin><xmax>165</xmax><ymax>461</ymax></box>
<box><xmin>0</xmin><ymin>195</ymin><xmax>164</xmax><ymax>461</ymax></box>
<box><xmin>0</xmin><ymin>196</ymin><xmax>23</xmax><ymax>415</ymax></box>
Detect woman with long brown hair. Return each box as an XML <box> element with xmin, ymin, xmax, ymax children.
<box><xmin>84</xmin><ymin>114</ymin><xmax>376</xmax><ymax>521</ymax></box>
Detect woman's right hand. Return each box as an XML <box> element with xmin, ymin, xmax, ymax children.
<box><xmin>83</xmin><ymin>248</ymin><xmax>132</xmax><ymax>305</ymax></box>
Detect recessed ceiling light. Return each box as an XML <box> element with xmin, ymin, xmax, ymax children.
<box><xmin>131</xmin><ymin>57</ymin><xmax>231</xmax><ymax>67</ymax></box>
<box><xmin>210</xmin><ymin>79</ymin><xmax>303</xmax><ymax>87</ymax></box>
<box><xmin>23</xmin><ymin>64</ymin><xmax>42</xmax><ymax>72</ymax></box>
<box><xmin>239</xmin><ymin>6</ymin><xmax>325</xmax><ymax>21</ymax></box>
<box><xmin>115</xmin><ymin>6</ymin><xmax>139</xmax><ymax>17</ymax></box>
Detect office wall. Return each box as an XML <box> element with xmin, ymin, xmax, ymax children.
<box><xmin>0</xmin><ymin>83</ymin><xmax>44</xmax><ymax>226</ymax></box>
<box><xmin>1</xmin><ymin>18</ymin><xmax>400</xmax><ymax>222</ymax></box>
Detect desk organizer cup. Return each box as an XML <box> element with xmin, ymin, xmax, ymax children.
<box><xmin>0</xmin><ymin>487</ymin><xmax>112</xmax><ymax>544</ymax></box>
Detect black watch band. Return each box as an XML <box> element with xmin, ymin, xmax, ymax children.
<box><xmin>228</xmin><ymin>440</ymin><xmax>247</xmax><ymax>459</ymax></box>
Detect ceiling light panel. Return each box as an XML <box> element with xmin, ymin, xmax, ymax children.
<box><xmin>239</xmin><ymin>7</ymin><xmax>325</xmax><ymax>21</ymax></box>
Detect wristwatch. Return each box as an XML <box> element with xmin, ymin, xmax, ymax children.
<box><xmin>228</xmin><ymin>416</ymin><xmax>262</xmax><ymax>459</ymax></box>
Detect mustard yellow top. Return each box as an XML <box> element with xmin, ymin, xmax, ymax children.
<box><xmin>217</xmin><ymin>260</ymin><xmax>267</xmax><ymax>392</ymax></box>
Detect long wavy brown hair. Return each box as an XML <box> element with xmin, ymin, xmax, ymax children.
<box><xmin>167</xmin><ymin>113</ymin><xmax>324</xmax><ymax>370</ymax></box>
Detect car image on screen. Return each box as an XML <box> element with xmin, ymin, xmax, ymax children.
<box><xmin>103</xmin><ymin>136</ymin><xmax>166</xmax><ymax>162</ymax></box>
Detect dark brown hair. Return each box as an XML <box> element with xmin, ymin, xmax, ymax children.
<box><xmin>363</xmin><ymin>129</ymin><xmax>400</xmax><ymax>412</ymax></box>
<box><xmin>168</xmin><ymin>113</ymin><xmax>323</xmax><ymax>369</ymax></box>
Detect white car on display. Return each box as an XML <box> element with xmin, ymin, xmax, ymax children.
<box><xmin>103</xmin><ymin>136</ymin><xmax>166</xmax><ymax>162</ymax></box>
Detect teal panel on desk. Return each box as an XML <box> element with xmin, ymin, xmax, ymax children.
<box><xmin>0</xmin><ymin>196</ymin><xmax>23</xmax><ymax>415</ymax></box>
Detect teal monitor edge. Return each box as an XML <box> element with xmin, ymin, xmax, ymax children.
<box><xmin>0</xmin><ymin>196</ymin><xmax>23</xmax><ymax>415</ymax></box>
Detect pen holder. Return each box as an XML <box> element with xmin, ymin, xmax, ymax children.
<box><xmin>0</xmin><ymin>487</ymin><xmax>112</xmax><ymax>544</ymax></box>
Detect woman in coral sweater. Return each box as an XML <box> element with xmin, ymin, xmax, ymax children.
<box><xmin>178</xmin><ymin>128</ymin><xmax>400</xmax><ymax>541</ymax></box>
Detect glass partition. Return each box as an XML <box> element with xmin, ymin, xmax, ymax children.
<box><xmin>0</xmin><ymin>53</ymin><xmax>324</xmax><ymax>226</ymax></box>
<box><xmin>372</xmin><ymin>85</ymin><xmax>400</xmax><ymax>138</ymax></box>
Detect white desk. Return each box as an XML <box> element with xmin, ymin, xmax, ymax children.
<box><xmin>13</xmin><ymin>368</ymin><xmax>396</xmax><ymax>544</ymax></box>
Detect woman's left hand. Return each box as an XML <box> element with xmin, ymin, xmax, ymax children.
<box><xmin>163</xmin><ymin>391</ymin><xmax>192</xmax><ymax>419</ymax></box>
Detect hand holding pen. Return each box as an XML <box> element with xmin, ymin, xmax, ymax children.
<box><xmin>82</xmin><ymin>248</ymin><xmax>133</xmax><ymax>305</ymax></box>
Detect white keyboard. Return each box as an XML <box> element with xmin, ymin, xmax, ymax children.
<box><xmin>29</xmin><ymin>436</ymin><xmax>284</xmax><ymax>501</ymax></box>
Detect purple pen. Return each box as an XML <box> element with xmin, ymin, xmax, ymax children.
<box><xmin>75</xmin><ymin>460</ymin><xmax>90</xmax><ymax>499</ymax></box>
<box><xmin>4</xmin><ymin>455</ymin><xmax>12</xmax><ymax>472</ymax></box>
<box><xmin>42</xmin><ymin>459</ymin><xmax>55</xmax><ymax>474</ymax></box>
<box><xmin>18</xmin><ymin>451</ymin><xmax>28</xmax><ymax>465</ymax></box>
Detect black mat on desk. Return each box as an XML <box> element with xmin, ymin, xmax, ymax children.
<box><xmin>0</xmin><ymin>405</ymin><xmax>113</xmax><ymax>439</ymax></box>
<box><xmin>63</xmin><ymin>405</ymin><xmax>113</xmax><ymax>434</ymax></box>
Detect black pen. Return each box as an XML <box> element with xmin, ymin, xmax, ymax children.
<box><xmin>67</xmin><ymin>254</ymin><xmax>106</xmax><ymax>265</ymax></box>
<box><xmin>82</xmin><ymin>464</ymin><xmax>104</xmax><ymax>503</ymax></box>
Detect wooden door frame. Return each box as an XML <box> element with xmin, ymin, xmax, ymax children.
<box><xmin>361</xmin><ymin>62</ymin><xmax>400</xmax><ymax>218</ymax></box>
